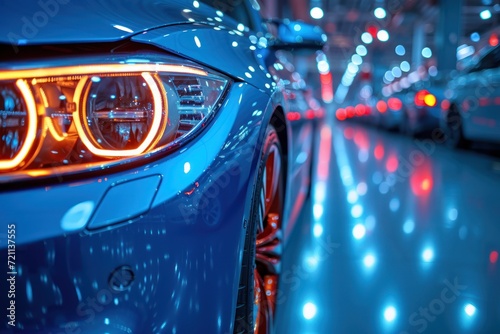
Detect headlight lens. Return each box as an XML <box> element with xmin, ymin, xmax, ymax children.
<box><xmin>0</xmin><ymin>80</ymin><xmax>38</xmax><ymax>170</ymax></box>
<box><xmin>0</xmin><ymin>55</ymin><xmax>230</xmax><ymax>176</ymax></box>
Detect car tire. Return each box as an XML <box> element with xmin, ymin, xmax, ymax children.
<box><xmin>445</xmin><ymin>105</ymin><xmax>469</xmax><ymax>149</ymax></box>
<box><xmin>233</xmin><ymin>124</ymin><xmax>284</xmax><ymax>334</ymax></box>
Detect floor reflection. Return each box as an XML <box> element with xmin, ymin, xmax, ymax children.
<box><xmin>276</xmin><ymin>119</ymin><xmax>500</xmax><ymax>334</ymax></box>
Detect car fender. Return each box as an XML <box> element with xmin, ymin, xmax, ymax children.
<box><xmin>132</xmin><ymin>24</ymin><xmax>275</xmax><ymax>93</ymax></box>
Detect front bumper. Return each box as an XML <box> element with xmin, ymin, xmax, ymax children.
<box><xmin>0</xmin><ymin>83</ymin><xmax>268</xmax><ymax>333</ymax></box>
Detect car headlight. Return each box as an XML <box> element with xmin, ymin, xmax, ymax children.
<box><xmin>0</xmin><ymin>55</ymin><xmax>230</xmax><ymax>177</ymax></box>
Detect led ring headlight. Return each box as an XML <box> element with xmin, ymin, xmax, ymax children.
<box><xmin>73</xmin><ymin>72</ymin><xmax>168</xmax><ymax>158</ymax></box>
<box><xmin>0</xmin><ymin>56</ymin><xmax>229</xmax><ymax>176</ymax></box>
<box><xmin>0</xmin><ymin>79</ymin><xmax>38</xmax><ymax>171</ymax></box>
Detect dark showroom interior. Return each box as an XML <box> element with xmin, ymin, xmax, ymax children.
<box><xmin>1</xmin><ymin>0</ymin><xmax>499</xmax><ymax>333</ymax></box>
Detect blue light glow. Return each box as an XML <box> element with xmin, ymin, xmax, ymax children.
<box><xmin>352</xmin><ymin>223</ymin><xmax>366</xmax><ymax>239</ymax></box>
<box><xmin>422</xmin><ymin>247</ymin><xmax>434</xmax><ymax>262</ymax></box>
<box><xmin>400</xmin><ymin>61</ymin><xmax>411</xmax><ymax>72</ymax></box>
<box><xmin>471</xmin><ymin>32</ymin><xmax>480</xmax><ymax>42</ymax></box>
<box><xmin>313</xmin><ymin>204</ymin><xmax>324</xmax><ymax>220</ymax></box>
<box><xmin>403</xmin><ymin>219</ymin><xmax>415</xmax><ymax>234</ymax></box>
<box><xmin>384</xmin><ymin>306</ymin><xmax>397</xmax><ymax>322</ymax></box>
<box><xmin>464</xmin><ymin>303</ymin><xmax>476</xmax><ymax>317</ymax></box>
<box><xmin>347</xmin><ymin>190</ymin><xmax>359</xmax><ymax>204</ymax></box>
<box><xmin>303</xmin><ymin>302</ymin><xmax>317</xmax><ymax>319</ymax></box>
<box><xmin>395</xmin><ymin>45</ymin><xmax>406</xmax><ymax>56</ymax></box>
<box><xmin>351</xmin><ymin>204</ymin><xmax>363</xmax><ymax>218</ymax></box>
<box><xmin>363</xmin><ymin>254</ymin><xmax>376</xmax><ymax>268</ymax></box>
<box><xmin>480</xmin><ymin>9</ymin><xmax>492</xmax><ymax>20</ymax></box>
<box><xmin>313</xmin><ymin>223</ymin><xmax>323</xmax><ymax>237</ymax></box>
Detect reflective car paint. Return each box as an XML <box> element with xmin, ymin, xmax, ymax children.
<box><xmin>0</xmin><ymin>84</ymin><xmax>274</xmax><ymax>334</ymax></box>
<box><xmin>0</xmin><ymin>0</ymin><xmax>236</xmax><ymax>46</ymax></box>
<box><xmin>0</xmin><ymin>0</ymin><xmax>316</xmax><ymax>333</ymax></box>
<box><xmin>132</xmin><ymin>24</ymin><xmax>274</xmax><ymax>93</ymax></box>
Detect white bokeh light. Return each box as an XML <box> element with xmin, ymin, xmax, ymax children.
<box><xmin>303</xmin><ymin>302</ymin><xmax>318</xmax><ymax>320</ymax></box>
<box><xmin>400</xmin><ymin>61</ymin><xmax>411</xmax><ymax>72</ymax></box>
<box><xmin>356</xmin><ymin>45</ymin><xmax>368</xmax><ymax>56</ymax></box>
<box><xmin>313</xmin><ymin>223</ymin><xmax>323</xmax><ymax>237</ymax></box>
<box><xmin>384</xmin><ymin>306</ymin><xmax>397</xmax><ymax>322</ymax></box>
<box><xmin>464</xmin><ymin>303</ymin><xmax>476</xmax><ymax>317</ymax></box>
<box><xmin>363</xmin><ymin>254</ymin><xmax>376</xmax><ymax>268</ymax></box>
<box><xmin>422</xmin><ymin>248</ymin><xmax>434</xmax><ymax>262</ymax></box>
<box><xmin>351</xmin><ymin>204</ymin><xmax>364</xmax><ymax>218</ymax></box>
<box><xmin>374</xmin><ymin>7</ymin><xmax>387</xmax><ymax>19</ymax></box>
<box><xmin>377</xmin><ymin>30</ymin><xmax>389</xmax><ymax>42</ymax></box>
<box><xmin>310</xmin><ymin>7</ymin><xmax>324</xmax><ymax>19</ymax></box>
<box><xmin>361</xmin><ymin>32</ymin><xmax>373</xmax><ymax>44</ymax></box>
<box><xmin>352</xmin><ymin>223</ymin><xmax>366</xmax><ymax>239</ymax></box>
<box><xmin>422</xmin><ymin>47</ymin><xmax>433</xmax><ymax>58</ymax></box>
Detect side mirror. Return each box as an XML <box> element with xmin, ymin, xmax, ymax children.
<box><xmin>268</xmin><ymin>19</ymin><xmax>327</xmax><ymax>51</ymax></box>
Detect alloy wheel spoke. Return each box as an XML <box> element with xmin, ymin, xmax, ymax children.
<box><xmin>254</xmin><ymin>142</ymin><xmax>282</xmax><ymax>334</ymax></box>
<box><xmin>264</xmin><ymin>146</ymin><xmax>281</xmax><ymax>217</ymax></box>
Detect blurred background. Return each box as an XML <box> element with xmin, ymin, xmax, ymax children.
<box><xmin>267</xmin><ymin>1</ymin><xmax>500</xmax><ymax>333</ymax></box>
<box><xmin>261</xmin><ymin>0</ymin><xmax>500</xmax><ymax>116</ymax></box>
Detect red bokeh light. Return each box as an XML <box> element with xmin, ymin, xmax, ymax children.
<box><xmin>287</xmin><ymin>112</ymin><xmax>301</xmax><ymax>121</ymax></box>
<box><xmin>441</xmin><ymin>99</ymin><xmax>450</xmax><ymax>111</ymax></box>
<box><xmin>415</xmin><ymin>90</ymin><xmax>429</xmax><ymax>107</ymax></box>
<box><xmin>490</xmin><ymin>251</ymin><xmax>499</xmax><ymax>264</ymax></box>
<box><xmin>374</xmin><ymin>144</ymin><xmax>385</xmax><ymax>161</ymax></box>
<box><xmin>355</xmin><ymin>104</ymin><xmax>365</xmax><ymax>116</ymax></box>
<box><xmin>489</xmin><ymin>33</ymin><xmax>499</xmax><ymax>47</ymax></box>
<box><xmin>410</xmin><ymin>161</ymin><xmax>434</xmax><ymax>197</ymax></box>
<box><xmin>388</xmin><ymin>97</ymin><xmax>403</xmax><ymax>111</ymax></box>
<box><xmin>376</xmin><ymin>101</ymin><xmax>388</xmax><ymax>113</ymax></box>
<box><xmin>367</xmin><ymin>24</ymin><xmax>378</xmax><ymax>38</ymax></box>
<box><xmin>346</xmin><ymin>106</ymin><xmax>355</xmax><ymax>118</ymax></box>
<box><xmin>386</xmin><ymin>154</ymin><xmax>399</xmax><ymax>173</ymax></box>
<box><xmin>305</xmin><ymin>109</ymin><xmax>315</xmax><ymax>119</ymax></box>
<box><xmin>336</xmin><ymin>108</ymin><xmax>347</xmax><ymax>121</ymax></box>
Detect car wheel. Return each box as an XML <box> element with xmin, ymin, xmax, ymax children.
<box><xmin>234</xmin><ymin>124</ymin><xmax>283</xmax><ymax>334</ymax></box>
<box><xmin>445</xmin><ymin>105</ymin><xmax>469</xmax><ymax>149</ymax></box>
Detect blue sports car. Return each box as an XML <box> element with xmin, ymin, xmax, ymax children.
<box><xmin>0</xmin><ymin>1</ymin><xmax>325</xmax><ymax>333</ymax></box>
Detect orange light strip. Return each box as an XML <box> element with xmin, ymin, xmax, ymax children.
<box><xmin>73</xmin><ymin>73</ymin><xmax>167</xmax><ymax>157</ymax></box>
<box><xmin>0</xmin><ymin>80</ymin><xmax>38</xmax><ymax>170</ymax></box>
<box><xmin>39</xmin><ymin>87</ymin><xmax>49</xmax><ymax>108</ymax></box>
<box><xmin>0</xmin><ymin>64</ymin><xmax>208</xmax><ymax>80</ymax></box>
<box><xmin>45</xmin><ymin>117</ymin><xmax>67</xmax><ymax>142</ymax></box>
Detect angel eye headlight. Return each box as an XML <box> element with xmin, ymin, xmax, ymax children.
<box><xmin>74</xmin><ymin>72</ymin><xmax>167</xmax><ymax>157</ymax></box>
<box><xmin>0</xmin><ymin>80</ymin><xmax>38</xmax><ymax>171</ymax></box>
<box><xmin>0</xmin><ymin>56</ymin><xmax>230</xmax><ymax>176</ymax></box>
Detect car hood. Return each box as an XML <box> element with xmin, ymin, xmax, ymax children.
<box><xmin>0</xmin><ymin>0</ymin><xmax>230</xmax><ymax>45</ymax></box>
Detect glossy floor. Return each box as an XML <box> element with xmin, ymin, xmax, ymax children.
<box><xmin>276</xmin><ymin>118</ymin><xmax>500</xmax><ymax>334</ymax></box>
